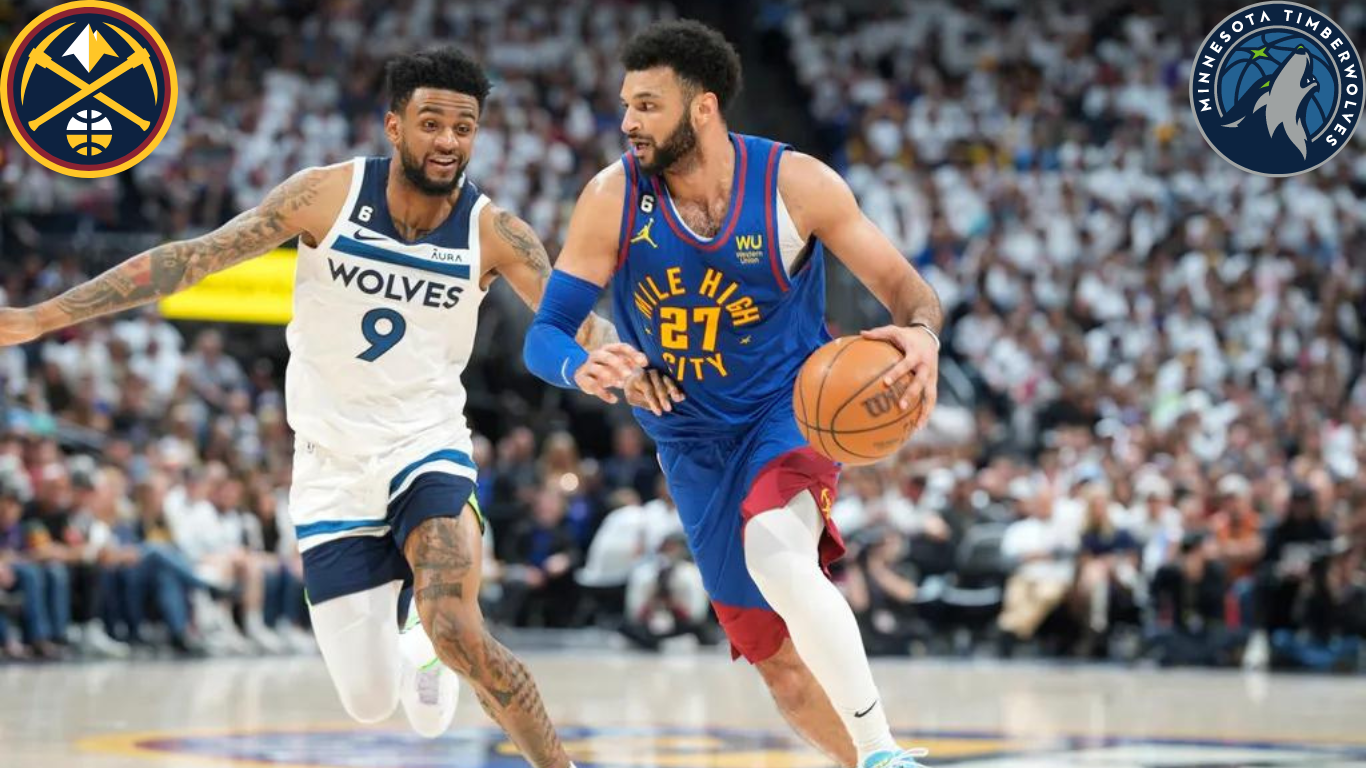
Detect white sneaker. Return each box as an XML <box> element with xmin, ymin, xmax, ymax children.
<box><xmin>246</xmin><ymin>624</ymin><xmax>288</xmax><ymax>654</ymax></box>
<box><xmin>81</xmin><ymin>623</ymin><xmax>132</xmax><ymax>659</ymax></box>
<box><xmin>398</xmin><ymin>613</ymin><xmax>459</xmax><ymax>738</ymax></box>
<box><xmin>280</xmin><ymin>625</ymin><xmax>317</xmax><ymax>655</ymax></box>
<box><xmin>1243</xmin><ymin>630</ymin><xmax>1270</xmax><ymax>671</ymax></box>
<box><xmin>203</xmin><ymin>618</ymin><xmax>254</xmax><ymax>656</ymax></box>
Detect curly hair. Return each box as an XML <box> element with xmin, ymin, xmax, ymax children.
<box><xmin>385</xmin><ymin>47</ymin><xmax>492</xmax><ymax>113</ymax></box>
<box><xmin>620</xmin><ymin>20</ymin><xmax>743</xmax><ymax>113</ymax></box>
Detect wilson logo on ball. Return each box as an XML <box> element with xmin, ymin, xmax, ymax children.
<box><xmin>795</xmin><ymin>337</ymin><xmax>926</xmax><ymax>466</ymax></box>
<box><xmin>861</xmin><ymin>377</ymin><xmax>911</xmax><ymax>419</ymax></box>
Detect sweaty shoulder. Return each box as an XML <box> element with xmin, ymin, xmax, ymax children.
<box><xmin>775</xmin><ymin>151</ymin><xmax>853</xmax><ymax>240</ymax></box>
<box><xmin>290</xmin><ymin>162</ymin><xmax>354</xmax><ymax>248</ymax></box>
<box><xmin>552</xmin><ymin>162</ymin><xmax>632</xmax><ymax>285</ymax></box>
<box><xmin>579</xmin><ymin>162</ymin><xmax>628</xmax><ymax>216</ymax></box>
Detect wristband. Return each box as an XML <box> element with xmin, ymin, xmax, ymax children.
<box><xmin>908</xmin><ymin>322</ymin><xmax>941</xmax><ymax>352</ymax></box>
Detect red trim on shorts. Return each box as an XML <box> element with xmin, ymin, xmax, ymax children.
<box><xmin>711</xmin><ymin>447</ymin><xmax>848</xmax><ymax>665</ymax></box>
<box><xmin>741</xmin><ymin>447</ymin><xmax>847</xmax><ymax>570</ymax></box>
<box><xmin>712</xmin><ymin>602</ymin><xmax>789</xmax><ymax>663</ymax></box>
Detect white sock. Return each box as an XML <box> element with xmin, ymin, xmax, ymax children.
<box><xmin>245</xmin><ymin>611</ymin><xmax>270</xmax><ymax>634</ymax></box>
<box><xmin>744</xmin><ymin>493</ymin><xmax>899</xmax><ymax>764</ymax></box>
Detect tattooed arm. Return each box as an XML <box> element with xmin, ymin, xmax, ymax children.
<box><xmin>0</xmin><ymin>166</ymin><xmax>336</xmax><ymax>346</ymax></box>
<box><xmin>480</xmin><ymin>205</ymin><xmax>618</xmax><ymax>350</ymax></box>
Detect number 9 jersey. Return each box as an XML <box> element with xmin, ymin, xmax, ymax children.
<box><xmin>286</xmin><ymin>157</ymin><xmax>488</xmax><ymax>460</ymax></box>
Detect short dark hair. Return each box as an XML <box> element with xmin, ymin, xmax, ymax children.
<box><xmin>620</xmin><ymin>20</ymin><xmax>742</xmax><ymax>112</ymax></box>
<box><xmin>385</xmin><ymin>47</ymin><xmax>492</xmax><ymax>113</ymax></box>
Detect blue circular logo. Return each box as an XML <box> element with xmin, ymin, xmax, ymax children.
<box><xmin>1190</xmin><ymin>2</ymin><xmax>1362</xmax><ymax>176</ymax></box>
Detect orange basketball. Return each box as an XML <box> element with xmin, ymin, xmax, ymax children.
<box><xmin>793</xmin><ymin>336</ymin><xmax>925</xmax><ymax>466</ymax></box>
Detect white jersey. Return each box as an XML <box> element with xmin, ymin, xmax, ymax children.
<box><xmin>285</xmin><ymin>157</ymin><xmax>489</xmax><ymax>460</ymax></box>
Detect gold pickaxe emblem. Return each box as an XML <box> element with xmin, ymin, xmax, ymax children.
<box><xmin>20</xmin><ymin>21</ymin><xmax>158</xmax><ymax>132</ymax></box>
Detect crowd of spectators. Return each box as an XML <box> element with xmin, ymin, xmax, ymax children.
<box><xmin>779</xmin><ymin>0</ymin><xmax>1366</xmax><ymax>670</ymax></box>
<box><xmin>0</xmin><ymin>298</ymin><xmax>694</xmax><ymax>657</ymax></box>
<box><xmin>1</xmin><ymin>0</ymin><xmax>1364</xmax><ymax>672</ymax></box>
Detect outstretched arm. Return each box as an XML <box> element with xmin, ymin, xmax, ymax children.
<box><xmin>781</xmin><ymin>152</ymin><xmax>943</xmax><ymax>422</ymax></box>
<box><xmin>521</xmin><ymin>166</ymin><xmax>648</xmax><ymax>403</ymax></box>
<box><xmin>0</xmin><ymin>167</ymin><xmax>334</xmax><ymax>346</ymax></box>
<box><xmin>480</xmin><ymin>205</ymin><xmax>618</xmax><ymax>350</ymax></box>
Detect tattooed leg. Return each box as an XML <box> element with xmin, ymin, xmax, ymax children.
<box><xmin>404</xmin><ymin>511</ymin><xmax>571</xmax><ymax>768</ymax></box>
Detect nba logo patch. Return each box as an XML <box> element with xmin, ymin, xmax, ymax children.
<box><xmin>2</xmin><ymin>0</ymin><xmax>178</xmax><ymax>178</ymax></box>
<box><xmin>1190</xmin><ymin>2</ymin><xmax>1362</xmax><ymax>177</ymax></box>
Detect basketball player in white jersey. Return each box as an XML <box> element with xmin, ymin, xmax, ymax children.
<box><xmin>0</xmin><ymin>48</ymin><xmax>631</xmax><ymax>768</ymax></box>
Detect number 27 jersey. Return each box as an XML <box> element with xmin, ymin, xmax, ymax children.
<box><xmin>286</xmin><ymin>157</ymin><xmax>488</xmax><ymax>457</ymax></box>
<box><xmin>610</xmin><ymin>134</ymin><xmax>831</xmax><ymax>442</ymax></box>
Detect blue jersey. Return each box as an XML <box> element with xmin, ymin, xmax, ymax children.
<box><xmin>610</xmin><ymin>134</ymin><xmax>831</xmax><ymax>442</ymax></box>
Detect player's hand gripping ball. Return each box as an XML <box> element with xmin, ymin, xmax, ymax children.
<box><xmin>794</xmin><ymin>334</ymin><xmax>934</xmax><ymax>465</ymax></box>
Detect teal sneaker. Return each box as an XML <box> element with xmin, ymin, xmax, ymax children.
<box><xmin>860</xmin><ymin>748</ymin><xmax>930</xmax><ymax>768</ymax></box>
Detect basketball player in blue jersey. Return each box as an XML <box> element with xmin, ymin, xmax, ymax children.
<box><xmin>0</xmin><ymin>48</ymin><xmax>627</xmax><ymax>768</ymax></box>
<box><xmin>525</xmin><ymin>21</ymin><xmax>943</xmax><ymax>768</ymax></box>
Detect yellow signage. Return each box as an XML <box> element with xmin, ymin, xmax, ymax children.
<box><xmin>159</xmin><ymin>249</ymin><xmax>296</xmax><ymax>325</ymax></box>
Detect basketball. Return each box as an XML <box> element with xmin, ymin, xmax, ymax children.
<box><xmin>793</xmin><ymin>336</ymin><xmax>924</xmax><ymax>466</ymax></box>
<box><xmin>3</xmin><ymin>6</ymin><xmax>1360</xmax><ymax>766</ymax></box>
<box><xmin>65</xmin><ymin>109</ymin><xmax>113</xmax><ymax>156</ymax></box>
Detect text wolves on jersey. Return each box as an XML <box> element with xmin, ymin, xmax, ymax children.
<box><xmin>327</xmin><ymin>258</ymin><xmax>465</xmax><ymax>309</ymax></box>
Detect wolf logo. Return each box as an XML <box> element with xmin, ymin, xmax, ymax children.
<box><xmin>1190</xmin><ymin>3</ymin><xmax>1362</xmax><ymax>177</ymax></box>
<box><xmin>1220</xmin><ymin>47</ymin><xmax>1319</xmax><ymax>159</ymax></box>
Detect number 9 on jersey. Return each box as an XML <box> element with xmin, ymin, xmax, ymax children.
<box><xmin>358</xmin><ymin>307</ymin><xmax>407</xmax><ymax>362</ymax></box>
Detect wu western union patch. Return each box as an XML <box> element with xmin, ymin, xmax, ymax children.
<box><xmin>2</xmin><ymin>1</ymin><xmax>177</xmax><ymax>178</ymax></box>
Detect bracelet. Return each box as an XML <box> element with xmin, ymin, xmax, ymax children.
<box><xmin>908</xmin><ymin>322</ymin><xmax>941</xmax><ymax>352</ymax></box>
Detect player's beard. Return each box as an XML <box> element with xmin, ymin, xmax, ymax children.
<box><xmin>636</xmin><ymin>111</ymin><xmax>698</xmax><ymax>176</ymax></box>
<box><xmin>398</xmin><ymin>143</ymin><xmax>465</xmax><ymax>197</ymax></box>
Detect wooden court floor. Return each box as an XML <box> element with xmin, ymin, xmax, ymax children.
<box><xmin>3</xmin><ymin>651</ymin><xmax>1364</xmax><ymax>767</ymax></box>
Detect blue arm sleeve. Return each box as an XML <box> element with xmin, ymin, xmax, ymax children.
<box><xmin>523</xmin><ymin>270</ymin><xmax>604</xmax><ymax>389</ymax></box>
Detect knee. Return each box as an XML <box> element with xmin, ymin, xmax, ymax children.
<box><xmin>743</xmin><ymin>537</ymin><xmax>788</xmax><ymax>593</ymax></box>
<box><xmin>415</xmin><ymin>600</ymin><xmax>483</xmax><ymax>676</ymax></box>
<box><xmin>44</xmin><ymin>563</ymin><xmax>69</xmax><ymax>587</ymax></box>
<box><xmin>13</xmin><ymin>563</ymin><xmax>40</xmax><ymax>590</ymax></box>
<box><xmin>745</xmin><ymin>546</ymin><xmax>823</xmax><ymax>614</ymax></box>
<box><xmin>743</xmin><ymin>508</ymin><xmax>823</xmax><ymax>598</ymax></box>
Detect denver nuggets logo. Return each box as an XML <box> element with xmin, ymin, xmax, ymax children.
<box><xmin>2</xmin><ymin>1</ymin><xmax>177</xmax><ymax>178</ymax></box>
<box><xmin>1190</xmin><ymin>2</ymin><xmax>1361</xmax><ymax>176</ymax></box>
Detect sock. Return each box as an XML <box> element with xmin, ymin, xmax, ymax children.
<box><xmin>245</xmin><ymin>611</ymin><xmax>269</xmax><ymax>634</ymax></box>
<box><xmin>745</xmin><ymin>494</ymin><xmax>900</xmax><ymax>764</ymax></box>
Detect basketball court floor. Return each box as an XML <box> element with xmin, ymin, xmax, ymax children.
<box><xmin>4</xmin><ymin>648</ymin><xmax>1364</xmax><ymax>767</ymax></box>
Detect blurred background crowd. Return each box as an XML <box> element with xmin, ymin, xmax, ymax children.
<box><xmin>1</xmin><ymin>0</ymin><xmax>1364</xmax><ymax>672</ymax></box>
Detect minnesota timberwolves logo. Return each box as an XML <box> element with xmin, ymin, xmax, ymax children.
<box><xmin>1190</xmin><ymin>2</ymin><xmax>1360</xmax><ymax>176</ymax></box>
<box><xmin>2</xmin><ymin>1</ymin><xmax>177</xmax><ymax>178</ymax></box>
